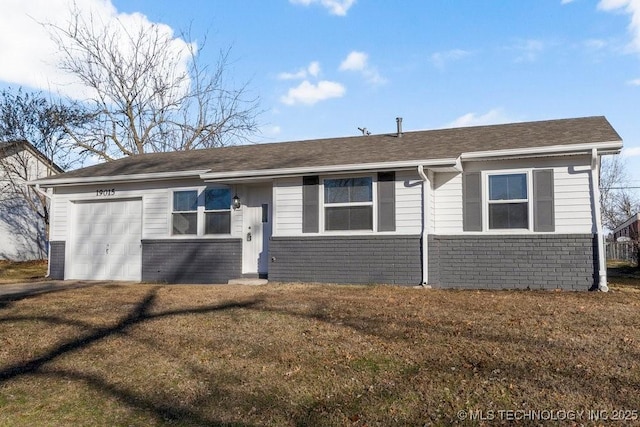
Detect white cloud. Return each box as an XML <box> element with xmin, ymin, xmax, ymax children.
<box><xmin>289</xmin><ymin>0</ymin><xmax>356</xmax><ymax>16</ymax></box>
<box><xmin>339</xmin><ymin>51</ymin><xmax>368</xmax><ymax>71</ymax></box>
<box><xmin>585</xmin><ymin>38</ymin><xmax>608</xmax><ymax>49</ymax></box>
<box><xmin>0</xmin><ymin>0</ymin><xmax>192</xmax><ymax>100</ymax></box>
<box><xmin>627</xmin><ymin>78</ymin><xmax>640</xmax><ymax>85</ymax></box>
<box><xmin>598</xmin><ymin>0</ymin><xmax>640</xmax><ymax>53</ymax></box>
<box><xmin>511</xmin><ymin>39</ymin><xmax>545</xmax><ymax>62</ymax></box>
<box><xmin>339</xmin><ymin>51</ymin><xmax>386</xmax><ymax>85</ymax></box>
<box><xmin>621</xmin><ymin>146</ymin><xmax>640</xmax><ymax>157</ymax></box>
<box><xmin>561</xmin><ymin>0</ymin><xmax>576</xmax><ymax>4</ymax></box>
<box><xmin>278</xmin><ymin>61</ymin><xmax>321</xmax><ymax>80</ymax></box>
<box><xmin>280</xmin><ymin>80</ymin><xmax>345</xmax><ymax>105</ymax></box>
<box><xmin>445</xmin><ymin>108</ymin><xmax>512</xmax><ymax>128</ymax></box>
<box><xmin>430</xmin><ymin>49</ymin><xmax>472</xmax><ymax>69</ymax></box>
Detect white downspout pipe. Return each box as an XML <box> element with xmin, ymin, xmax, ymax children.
<box><xmin>590</xmin><ymin>148</ymin><xmax>608</xmax><ymax>292</ymax></box>
<box><xmin>417</xmin><ymin>165</ymin><xmax>430</xmax><ymax>286</ymax></box>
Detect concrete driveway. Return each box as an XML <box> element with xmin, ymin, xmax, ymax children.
<box><xmin>0</xmin><ymin>281</ymin><xmax>121</xmax><ymax>299</ymax></box>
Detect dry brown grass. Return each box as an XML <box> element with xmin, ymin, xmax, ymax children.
<box><xmin>1</xmin><ymin>282</ymin><xmax>640</xmax><ymax>426</ymax></box>
<box><xmin>0</xmin><ymin>260</ymin><xmax>48</xmax><ymax>284</ymax></box>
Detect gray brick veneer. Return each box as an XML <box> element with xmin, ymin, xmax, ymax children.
<box><xmin>141</xmin><ymin>239</ymin><xmax>242</xmax><ymax>284</ymax></box>
<box><xmin>269</xmin><ymin>235</ymin><xmax>422</xmax><ymax>285</ymax></box>
<box><xmin>49</xmin><ymin>241</ymin><xmax>65</xmax><ymax>280</ymax></box>
<box><xmin>428</xmin><ymin>234</ymin><xmax>598</xmax><ymax>290</ymax></box>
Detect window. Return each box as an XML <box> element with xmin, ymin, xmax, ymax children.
<box><xmin>172</xmin><ymin>190</ymin><xmax>197</xmax><ymax>235</ymax></box>
<box><xmin>204</xmin><ymin>188</ymin><xmax>231</xmax><ymax>234</ymax></box>
<box><xmin>324</xmin><ymin>177</ymin><xmax>373</xmax><ymax>231</ymax></box>
<box><xmin>488</xmin><ymin>173</ymin><xmax>528</xmax><ymax>229</ymax></box>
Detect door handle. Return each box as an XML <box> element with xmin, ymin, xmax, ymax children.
<box><xmin>246</xmin><ymin>232</ymin><xmax>252</xmax><ymax>242</ymax></box>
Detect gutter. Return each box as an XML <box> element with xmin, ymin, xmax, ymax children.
<box><xmin>417</xmin><ymin>165</ymin><xmax>430</xmax><ymax>286</ymax></box>
<box><xmin>590</xmin><ymin>148</ymin><xmax>608</xmax><ymax>292</ymax></box>
<box><xmin>29</xmin><ymin>169</ymin><xmax>212</xmax><ymax>187</ymax></box>
<box><xmin>460</xmin><ymin>140</ymin><xmax>623</xmax><ymax>161</ymax></box>
<box><xmin>201</xmin><ymin>158</ymin><xmax>460</xmax><ymax>181</ymax></box>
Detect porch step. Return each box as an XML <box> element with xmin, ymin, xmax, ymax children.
<box><xmin>227</xmin><ymin>278</ymin><xmax>268</xmax><ymax>286</ymax></box>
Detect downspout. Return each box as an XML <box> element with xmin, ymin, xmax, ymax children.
<box><xmin>590</xmin><ymin>148</ymin><xmax>608</xmax><ymax>292</ymax></box>
<box><xmin>417</xmin><ymin>165</ymin><xmax>430</xmax><ymax>286</ymax></box>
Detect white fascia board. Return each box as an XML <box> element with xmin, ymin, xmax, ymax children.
<box><xmin>199</xmin><ymin>158</ymin><xmax>460</xmax><ymax>181</ymax></box>
<box><xmin>460</xmin><ymin>141</ymin><xmax>623</xmax><ymax>161</ymax></box>
<box><xmin>29</xmin><ymin>169</ymin><xmax>211</xmax><ymax>187</ymax></box>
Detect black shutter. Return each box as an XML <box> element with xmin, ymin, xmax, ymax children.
<box><xmin>463</xmin><ymin>172</ymin><xmax>482</xmax><ymax>231</ymax></box>
<box><xmin>302</xmin><ymin>176</ymin><xmax>319</xmax><ymax>233</ymax></box>
<box><xmin>377</xmin><ymin>172</ymin><xmax>396</xmax><ymax>231</ymax></box>
<box><xmin>533</xmin><ymin>169</ymin><xmax>555</xmax><ymax>232</ymax></box>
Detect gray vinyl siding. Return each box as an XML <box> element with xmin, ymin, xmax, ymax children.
<box><xmin>428</xmin><ymin>234</ymin><xmax>597</xmax><ymax>290</ymax></box>
<box><xmin>269</xmin><ymin>235</ymin><xmax>421</xmax><ymax>285</ymax></box>
<box><xmin>141</xmin><ymin>239</ymin><xmax>242</xmax><ymax>284</ymax></box>
<box><xmin>49</xmin><ymin>241</ymin><xmax>65</xmax><ymax>280</ymax></box>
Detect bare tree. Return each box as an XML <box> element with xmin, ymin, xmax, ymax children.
<box><xmin>0</xmin><ymin>88</ymin><xmax>86</xmax><ymax>259</ymax></box>
<box><xmin>600</xmin><ymin>155</ymin><xmax>640</xmax><ymax>231</ymax></box>
<box><xmin>45</xmin><ymin>7</ymin><xmax>260</xmax><ymax>162</ymax></box>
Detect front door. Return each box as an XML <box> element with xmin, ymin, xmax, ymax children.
<box><xmin>242</xmin><ymin>184</ymin><xmax>272</xmax><ymax>276</ymax></box>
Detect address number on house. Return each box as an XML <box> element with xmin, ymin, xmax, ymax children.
<box><xmin>96</xmin><ymin>188</ymin><xmax>116</xmax><ymax>196</ymax></box>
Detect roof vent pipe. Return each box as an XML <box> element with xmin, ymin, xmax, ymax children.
<box><xmin>396</xmin><ymin>117</ymin><xmax>403</xmax><ymax>138</ymax></box>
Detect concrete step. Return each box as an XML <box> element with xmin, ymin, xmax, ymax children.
<box><xmin>227</xmin><ymin>278</ymin><xmax>268</xmax><ymax>286</ymax></box>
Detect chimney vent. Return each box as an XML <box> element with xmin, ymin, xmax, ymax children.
<box><xmin>396</xmin><ymin>117</ymin><xmax>403</xmax><ymax>138</ymax></box>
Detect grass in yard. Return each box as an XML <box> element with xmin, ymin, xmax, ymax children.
<box><xmin>1</xmin><ymin>282</ymin><xmax>640</xmax><ymax>426</ymax></box>
<box><xmin>0</xmin><ymin>260</ymin><xmax>47</xmax><ymax>284</ymax></box>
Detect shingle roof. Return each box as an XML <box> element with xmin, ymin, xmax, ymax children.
<box><xmin>47</xmin><ymin>116</ymin><xmax>621</xmax><ymax>180</ymax></box>
<box><xmin>0</xmin><ymin>140</ymin><xmax>64</xmax><ymax>173</ymax></box>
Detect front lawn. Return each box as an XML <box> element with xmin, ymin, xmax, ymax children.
<box><xmin>0</xmin><ymin>260</ymin><xmax>47</xmax><ymax>284</ymax></box>
<box><xmin>1</xmin><ymin>282</ymin><xmax>639</xmax><ymax>426</ymax></box>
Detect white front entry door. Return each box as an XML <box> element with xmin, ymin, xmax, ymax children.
<box><xmin>242</xmin><ymin>184</ymin><xmax>272</xmax><ymax>276</ymax></box>
<box><xmin>69</xmin><ymin>199</ymin><xmax>142</xmax><ymax>281</ymax></box>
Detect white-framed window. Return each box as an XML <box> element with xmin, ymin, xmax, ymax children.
<box><xmin>172</xmin><ymin>190</ymin><xmax>198</xmax><ymax>235</ymax></box>
<box><xmin>171</xmin><ymin>187</ymin><xmax>232</xmax><ymax>236</ymax></box>
<box><xmin>486</xmin><ymin>172</ymin><xmax>529</xmax><ymax>230</ymax></box>
<box><xmin>204</xmin><ymin>188</ymin><xmax>231</xmax><ymax>234</ymax></box>
<box><xmin>323</xmin><ymin>177</ymin><xmax>373</xmax><ymax>231</ymax></box>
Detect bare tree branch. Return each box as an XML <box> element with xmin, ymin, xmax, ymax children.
<box><xmin>44</xmin><ymin>6</ymin><xmax>261</xmax><ymax>161</ymax></box>
<box><xmin>600</xmin><ymin>155</ymin><xmax>640</xmax><ymax>231</ymax></box>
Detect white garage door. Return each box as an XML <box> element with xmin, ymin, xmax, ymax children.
<box><xmin>69</xmin><ymin>199</ymin><xmax>142</xmax><ymax>281</ymax></box>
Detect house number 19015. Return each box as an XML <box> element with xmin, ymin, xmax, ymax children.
<box><xmin>96</xmin><ymin>188</ymin><xmax>116</xmax><ymax>196</ymax></box>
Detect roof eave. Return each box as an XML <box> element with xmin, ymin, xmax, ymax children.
<box><xmin>460</xmin><ymin>140</ymin><xmax>623</xmax><ymax>161</ymax></box>
<box><xmin>29</xmin><ymin>169</ymin><xmax>211</xmax><ymax>187</ymax></box>
<box><xmin>200</xmin><ymin>158</ymin><xmax>460</xmax><ymax>182</ymax></box>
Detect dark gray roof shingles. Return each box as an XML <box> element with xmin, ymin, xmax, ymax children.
<box><xmin>49</xmin><ymin>116</ymin><xmax>621</xmax><ymax>180</ymax></box>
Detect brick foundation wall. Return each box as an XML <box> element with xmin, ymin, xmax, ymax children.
<box><xmin>428</xmin><ymin>234</ymin><xmax>598</xmax><ymax>290</ymax></box>
<box><xmin>141</xmin><ymin>239</ymin><xmax>242</xmax><ymax>284</ymax></box>
<box><xmin>269</xmin><ymin>235</ymin><xmax>422</xmax><ymax>285</ymax></box>
<box><xmin>49</xmin><ymin>241</ymin><xmax>65</xmax><ymax>280</ymax></box>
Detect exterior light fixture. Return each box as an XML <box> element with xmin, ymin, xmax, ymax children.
<box><xmin>232</xmin><ymin>193</ymin><xmax>241</xmax><ymax>210</ymax></box>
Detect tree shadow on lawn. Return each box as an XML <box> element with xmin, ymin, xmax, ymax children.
<box><xmin>0</xmin><ymin>281</ymin><xmax>110</xmax><ymax>310</ymax></box>
<box><xmin>0</xmin><ymin>287</ymin><xmax>262</xmax><ymax>426</ymax></box>
<box><xmin>1</xmin><ymin>286</ymin><xmax>639</xmax><ymax>425</ymax></box>
<box><xmin>255</xmin><ymin>291</ymin><xmax>640</xmax><ymax>416</ymax></box>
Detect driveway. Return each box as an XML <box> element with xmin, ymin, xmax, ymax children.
<box><xmin>0</xmin><ymin>281</ymin><xmax>123</xmax><ymax>299</ymax></box>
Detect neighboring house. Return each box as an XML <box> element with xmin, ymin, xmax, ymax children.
<box><xmin>0</xmin><ymin>140</ymin><xmax>62</xmax><ymax>260</ymax></box>
<box><xmin>32</xmin><ymin>116</ymin><xmax>622</xmax><ymax>290</ymax></box>
<box><xmin>612</xmin><ymin>212</ymin><xmax>640</xmax><ymax>242</ymax></box>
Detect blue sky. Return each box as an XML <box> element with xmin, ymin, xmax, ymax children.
<box><xmin>1</xmin><ymin>0</ymin><xmax>639</xmax><ymax>184</ymax></box>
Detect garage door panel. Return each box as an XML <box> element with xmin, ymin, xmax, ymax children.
<box><xmin>69</xmin><ymin>199</ymin><xmax>142</xmax><ymax>281</ymax></box>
